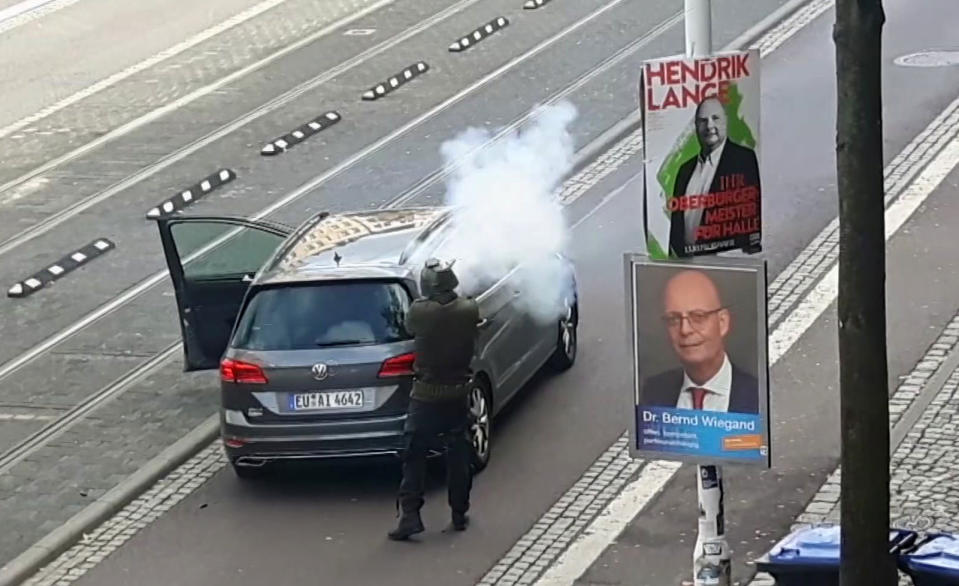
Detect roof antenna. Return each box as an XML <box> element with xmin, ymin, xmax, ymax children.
<box><xmin>333</xmin><ymin>251</ymin><xmax>342</xmax><ymax>266</ymax></box>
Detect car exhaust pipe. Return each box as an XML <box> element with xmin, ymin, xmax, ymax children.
<box><xmin>235</xmin><ymin>456</ymin><xmax>268</xmax><ymax>467</ymax></box>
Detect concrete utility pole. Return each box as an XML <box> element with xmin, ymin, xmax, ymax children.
<box><xmin>684</xmin><ymin>0</ymin><xmax>712</xmax><ymax>58</ymax></box>
<box><xmin>683</xmin><ymin>5</ymin><xmax>731</xmax><ymax>586</ymax></box>
<box><xmin>833</xmin><ymin>0</ymin><xmax>895</xmax><ymax>584</ymax></box>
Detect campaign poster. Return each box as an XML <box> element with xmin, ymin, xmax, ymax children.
<box><xmin>624</xmin><ymin>253</ymin><xmax>770</xmax><ymax>467</ymax></box>
<box><xmin>640</xmin><ymin>49</ymin><xmax>762</xmax><ymax>258</ymax></box>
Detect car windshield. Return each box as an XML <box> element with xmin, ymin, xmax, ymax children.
<box><xmin>231</xmin><ymin>281</ymin><xmax>412</xmax><ymax>350</ymax></box>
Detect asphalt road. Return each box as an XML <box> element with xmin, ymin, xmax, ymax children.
<box><xmin>3</xmin><ymin>0</ymin><xmax>956</xmax><ymax>583</ymax></box>
<box><xmin>0</xmin><ymin>0</ymin><xmax>280</xmax><ymax>129</ymax></box>
<box><xmin>37</xmin><ymin>1</ymin><xmax>959</xmax><ymax>585</ymax></box>
<box><xmin>575</xmin><ymin>0</ymin><xmax>959</xmax><ymax>583</ymax></box>
<box><xmin>0</xmin><ymin>0</ymin><xmax>801</xmax><ymax>572</ymax></box>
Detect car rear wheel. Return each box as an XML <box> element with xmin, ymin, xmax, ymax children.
<box><xmin>468</xmin><ymin>379</ymin><xmax>492</xmax><ymax>472</ymax></box>
<box><xmin>547</xmin><ymin>297</ymin><xmax>578</xmax><ymax>371</ymax></box>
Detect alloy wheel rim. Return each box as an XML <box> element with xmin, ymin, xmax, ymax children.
<box><xmin>561</xmin><ymin>300</ymin><xmax>576</xmax><ymax>359</ymax></box>
<box><xmin>469</xmin><ymin>385</ymin><xmax>490</xmax><ymax>461</ymax></box>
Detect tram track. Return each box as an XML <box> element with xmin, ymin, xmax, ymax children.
<box><xmin>0</xmin><ymin>0</ymin><xmax>486</xmax><ymax>258</ymax></box>
<box><xmin>0</xmin><ymin>0</ymin><xmax>677</xmax><ymax>478</ymax></box>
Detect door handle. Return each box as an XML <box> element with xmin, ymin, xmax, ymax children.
<box><xmin>478</xmin><ymin>318</ymin><xmax>492</xmax><ymax>329</ymax></box>
<box><xmin>512</xmin><ymin>290</ymin><xmax>522</xmax><ymax>298</ymax></box>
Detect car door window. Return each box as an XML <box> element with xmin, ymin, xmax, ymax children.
<box><xmin>156</xmin><ymin>217</ymin><xmax>291</xmax><ymax>371</ymax></box>
<box><xmin>171</xmin><ymin>221</ymin><xmax>286</xmax><ymax>281</ymax></box>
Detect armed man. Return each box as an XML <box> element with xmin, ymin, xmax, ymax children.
<box><xmin>388</xmin><ymin>258</ymin><xmax>481</xmax><ymax>541</ymax></box>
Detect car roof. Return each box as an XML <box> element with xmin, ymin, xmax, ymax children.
<box><xmin>255</xmin><ymin>206</ymin><xmax>452</xmax><ymax>286</ymax></box>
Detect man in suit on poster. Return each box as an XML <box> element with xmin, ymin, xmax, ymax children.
<box><xmin>669</xmin><ymin>96</ymin><xmax>761</xmax><ymax>256</ymax></box>
<box><xmin>640</xmin><ymin>269</ymin><xmax>759</xmax><ymax>414</ymax></box>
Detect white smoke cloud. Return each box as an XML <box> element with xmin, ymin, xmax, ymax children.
<box><xmin>434</xmin><ymin>100</ymin><xmax>579</xmax><ymax>324</ymax></box>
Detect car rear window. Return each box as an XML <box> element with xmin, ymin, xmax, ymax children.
<box><xmin>231</xmin><ymin>281</ymin><xmax>412</xmax><ymax>350</ymax></box>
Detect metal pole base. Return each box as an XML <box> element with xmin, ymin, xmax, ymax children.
<box><xmin>693</xmin><ymin>465</ymin><xmax>731</xmax><ymax>586</ymax></box>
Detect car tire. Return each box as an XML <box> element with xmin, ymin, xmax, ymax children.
<box><xmin>468</xmin><ymin>378</ymin><xmax>493</xmax><ymax>473</ymax></box>
<box><xmin>547</xmin><ymin>297</ymin><xmax>578</xmax><ymax>372</ymax></box>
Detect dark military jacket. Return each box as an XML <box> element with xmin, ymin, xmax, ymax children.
<box><xmin>404</xmin><ymin>295</ymin><xmax>479</xmax><ymax>401</ymax></box>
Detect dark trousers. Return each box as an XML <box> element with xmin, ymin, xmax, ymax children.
<box><xmin>397</xmin><ymin>397</ymin><xmax>472</xmax><ymax>516</ymax></box>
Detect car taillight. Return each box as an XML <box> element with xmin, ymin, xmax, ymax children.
<box><xmin>378</xmin><ymin>352</ymin><xmax>416</xmax><ymax>378</ymax></box>
<box><xmin>220</xmin><ymin>358</ymin><xmax>268</xmax><ymax>384</ymax></box>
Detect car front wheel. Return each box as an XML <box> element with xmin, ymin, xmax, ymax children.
<box><xmin>468</xmin><ymin>379</ymin><xmax>492</xmax><ymax>472</ymax></box>
<box><xmin>548</xmin><ymin>298</ymin><xmax>578</xmax><ymax>371</ymax></box>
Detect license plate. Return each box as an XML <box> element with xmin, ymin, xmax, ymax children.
<box><xmin>289</xmin><ymin>391</ymin><xmax>365</xmax><ymax>411</ymax></box>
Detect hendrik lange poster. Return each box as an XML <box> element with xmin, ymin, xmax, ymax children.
<box><xmin>640</xmin><ymin>49</ymin><xmax>762</xmax><ymax>258</ymax></box>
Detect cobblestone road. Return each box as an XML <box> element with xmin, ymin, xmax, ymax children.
<box><xmin>0</xmin><ymin>84</ymin><xmax>646</xmax><ymax>582</ymax></box>
<box><xmin>0</xmin><ymin>361</ymin><xmax>217</xmax><ymax>571</ymax></box>
<box><xmin>751</xmin><ymin>311</ymin><xmax>959</xmax><ymax>586</ymax></box>
<box><xmin>0</xmin><ymin>0</ymin><xmax>383</xmax><ymax>186</ymax></box>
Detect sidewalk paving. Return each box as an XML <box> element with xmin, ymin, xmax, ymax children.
<box><xmin>750</xmin><ymin>310</ymin><xmax>959</xmax><ymax>585</ymax></box>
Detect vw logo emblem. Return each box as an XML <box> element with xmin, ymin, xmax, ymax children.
<box><xmin>311</xmin><ymin>363</ymin><xmax>329</xmax><ymax>380</ymax></box>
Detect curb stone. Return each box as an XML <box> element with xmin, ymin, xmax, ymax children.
<box><xmin>0</xmin><ymin>415</ymin><xmax>218</xmax><ymax>586</ymax></box>
<box><xmin>0</xmin><ymin>0</ymin><xmax>830</xmax><ymax>581</ymax></box>
<box><xmin>746</xmin><ymin>310</ymin><xmax>959</xmax><ymax>586</ymax></box>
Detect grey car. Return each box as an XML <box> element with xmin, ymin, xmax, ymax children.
<box><xmin>155</xmin><ymin>206</ymin><xmax>579</xmax><ymax>479</ymax></box>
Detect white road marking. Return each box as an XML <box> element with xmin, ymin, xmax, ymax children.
<box><xmin>533</xmin><ymin>461</ymin><xmax>682</xmax><ymax>586</ymax></box>
<box><xmin>0</xmin><ymin>0</ymin><xmax>81</xmax><ymax>35</ymax></box>
<box><xmin>0</xmin><ymin>0</ymin><xmax>59</xmax><ymax>21</ymax></box>
<box><xmin>753</xmin><ymin>0</ymin><xmax>834</xmax><ymax>56</ymax></box>
<box><xmin>0</xmin><ymin>0</ymin><xmax>307</xmax><ymax>139</ymax></box>
<box><xmin>532</xmin><ymin>108</ymin><xmax>959</xmax><ymax>586</ymax></box>
<box><xmin>0</xmin><ymin>0</ymin><xmax>655</xmax><ymax>420</ymax></box>
<box><xmin>772</xmin><ymin>135</ymin><xmax>959</xmax><ymax>361</ymax></box>
<box><xmin>0</xmin><ymin>413</ymin><xmax>56</xmax><ymax>422</ymax></box>
<box><xmin>0</xmin><ymin>0</ymin><xmax>398</xmax><ymax>204</ymax></box>
<box><xmin>0</xmin><ymin>1</ymin><xmax>914</xmax><ymax>583</ymax></box>
<box><xmin>520</xmin><ymin>4</ymin><xmax>959</xmax><ymax>586</ymax></box>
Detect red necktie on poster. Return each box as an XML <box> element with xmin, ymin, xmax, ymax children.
<box><xmin>691</xmin><ymin>388</ymin><xmax>708</xmax><ymax>410</ymax></box>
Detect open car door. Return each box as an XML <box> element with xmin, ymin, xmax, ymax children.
<box><xmin>155</xmin><ymin>216</ymin><xmax>293</xmax><ymax>372</ymax></box>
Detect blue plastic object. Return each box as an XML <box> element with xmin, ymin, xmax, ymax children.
<box><xmin>768</xmin><ymin>525</ymin><xmax>842</xmax><ymax>566</ymax></box>
<box><xmin>902</xmin><ymin>533</ymin><xmax>959</xmax><ymax>586</ymax></box>
<box><xmin>755</xmin><ymin>524</ymin><xmax>917</xmax><ymax>586</ymax></box>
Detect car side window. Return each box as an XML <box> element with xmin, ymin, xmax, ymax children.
<box><xmin>170</xmin><ymin>221</ymin><xmax>286</xmax><ymax>281</ymax></box>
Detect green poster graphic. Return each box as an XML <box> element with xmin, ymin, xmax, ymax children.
<box><xmin>655</xmin><ymin>83</ymin><xmax>757</xmax><ymax>212</ymax></box>
<box><xmin>640</xmin><ymin>49</ymin><xmax>762</xmax><ymax>259</ymax></box>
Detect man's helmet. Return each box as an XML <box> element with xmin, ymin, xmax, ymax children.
<box><xmin>420</xmin><ymin>258</ymin><xmax>459</xmax><ymax>298</ymax></box>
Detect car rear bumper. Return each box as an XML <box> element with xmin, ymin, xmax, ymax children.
<box><xmin>221</xmin><ymin>409</ymin><xmax>412</xmax><ymax>465</ymax></box>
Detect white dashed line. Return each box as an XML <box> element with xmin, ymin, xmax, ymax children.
<box><xmin>0</xmin><ymin>0</ymin><xmax>397</xmax><ymax>204</ymax></box>
<box><xmin>0</xmin><ymin>0</ymin><xmax>83</xmax><ymax>35</ymax></box>
<box><xmin>0</xmin><ymin>1</ymin><xmax>903</xmax><ymax>585</ymax></box>
<box><xmin>0</xmin><ymin>413</ymin><xmax>56</xmax><ymax>422</ymax></box>
<box><xmin>0</xmin><ymin>0</ymin><xmax>390</xmax><ymax>140</ymax></box>
<box><xmin>532</xmin><ymin>104</ymin><xmax>959</xmax><ymax>586</ymax></box>
<box><xmin>498</xmin><ymin>2</ymin><xmax>959</xmax><ymax>585</ymax></box>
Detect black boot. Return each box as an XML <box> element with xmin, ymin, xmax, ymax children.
<box><xmin>444</xmin><ymin>511</ymin><xmax>469</xmax><ymax>533</ymax></box>
<box><xmin>388</xmin><ymin>511</ymin><xmax>424</xmax><ymax>541</ymax></box>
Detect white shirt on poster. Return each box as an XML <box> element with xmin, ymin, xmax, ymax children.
<box><xmin>676</xmin><ymin>353</ymin><xmax>732</xmax><ymax>412</ymax></box>
<box><xmin>682</xmin><ymin>139</ymin><xmax>727</xmax><ymax>244</ymax></box>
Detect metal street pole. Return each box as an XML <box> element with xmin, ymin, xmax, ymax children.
<box><xmin>684</xmin><ymin>0</ymin><xmax>712</xmax><ymax>57</ymax></box>
<box><xmin>684</xmin><ymin>3</ymin><xmax>731</xmax><ymax>585</ymax></box>
<box><xmin>693</xmin><ymin>465</ymin><xmax>731</xmax><ymax>586</ymax></box>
